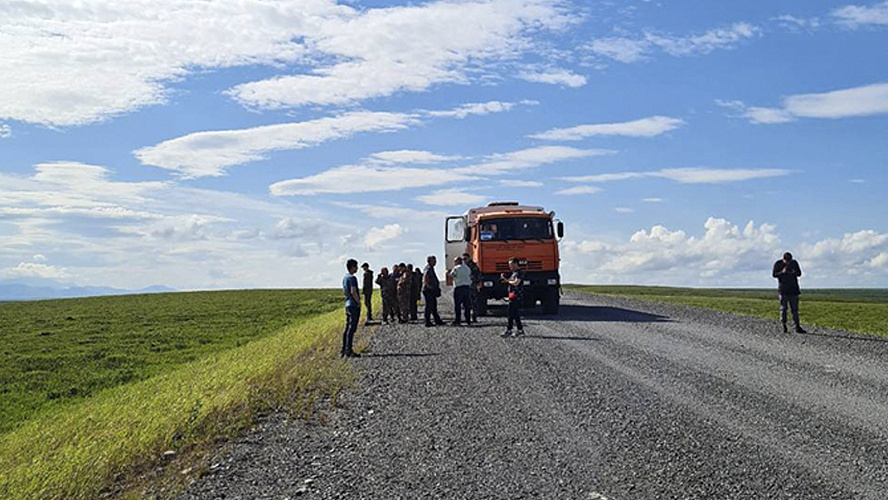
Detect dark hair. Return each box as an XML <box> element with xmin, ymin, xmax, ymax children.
<box><xmin>783</xmin><ymin>252</ymin><xmax>793</xmax><ymax>260</ymax></box>
<box><xmin>346</xmin><ymin>258</ymin><xmax>358</xmax><ymax>270</ymax></box>
<box><xmin>361</xmin><ymin>262</ymin><xmax>369</xmax><ymax>268</ymax></box>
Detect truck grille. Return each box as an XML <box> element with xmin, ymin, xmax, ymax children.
<box><xmin>495</xmin><ymin>260</ymin><xmax>543</xmax><ymax>271</ymax></box>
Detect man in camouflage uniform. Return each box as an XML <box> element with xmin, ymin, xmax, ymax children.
<box><xmin>375</xmin><ymin>267</ymin><xmax>397</xmax><ymax>324</ymax></box>
<box><xmin>397</xmin><ymin>263</ymin><xmax>412</xmax><ymax>323</ymax></box>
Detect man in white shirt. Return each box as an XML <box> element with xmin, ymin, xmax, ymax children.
<box><xmin>450</xmin><ymin>256</ymin><xmax>473</xmax><ymax>326</ymax></box>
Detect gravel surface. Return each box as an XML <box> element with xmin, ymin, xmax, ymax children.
<box><xmin>177</xmin><ymin>291</ymin><xmax>888</xmax><ymax>500</ymax></box>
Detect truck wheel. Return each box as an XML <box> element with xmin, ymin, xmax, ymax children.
<box><xmin>542</xmin><ymin>288</ymin><xmax>560</xmax><ymax>315</ymax></box>
<box><xmin>476</xmin><ymin>298</ymin><xmax>488</xmax><ymax>317</ymax></box>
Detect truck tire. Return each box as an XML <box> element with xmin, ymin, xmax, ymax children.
<box><xmin>476</xmin><ymin>297</ymin><xmax>488</xmax><ymax>317</ymax></box>
<box><xmin>542</xmin><ymin>288</ymin><xmax>560</xmax><ymax>315</ymax></box>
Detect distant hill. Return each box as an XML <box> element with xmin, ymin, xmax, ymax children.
<box><xmin>0</xmin><ymin>279</ymin><xmax>174</xmax><ymax>301</ymax></box>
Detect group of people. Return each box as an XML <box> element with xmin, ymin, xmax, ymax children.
<box><xmin>340</xmin><ymin>254</ymin><xmax>527</xmax><ymax>357</ymax></box>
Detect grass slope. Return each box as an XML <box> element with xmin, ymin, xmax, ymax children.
<box><xmin>0</xmin><ymin>289</ymin><xmax>361</xmax><ymax>500</ymax></box>
<box><xmin>0</xmin><ymin>290</ymin><xmax>340</xmax><ymax>435</ymax></box>
<box><xmin>566</xmin><ymin>285</ymin><xmax>888</xmax><ymax>337</ymax></box>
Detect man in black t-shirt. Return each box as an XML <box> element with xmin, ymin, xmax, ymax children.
<box><xmin>501</xmin><ymin>257</ymin><xmax>525</xmax><ymax>337</ymax></box>
<box><xmin>772</xmin><ymin>252</ymin><xmax>806</xmax><ymax>333</ymax></box>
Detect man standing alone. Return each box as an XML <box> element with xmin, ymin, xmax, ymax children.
<box><xmin>450</xmin><ymin>256</ymin><xmax>472</xmax><ymax>325</ymax></box>
<box><xmin>501</xmin><ymin>257</ymin><xmax>525</xmax><ymax>338</ymax></box>
<box><xmin>361</xmin><ymin>262</ymin><xmax>374</xmax><ymax>323</ymax></box>
<box><xmin>772</xmin><ymin>252</ymin><xmax>807</xmax><ymax>333</ymax></box>
<box><xmin>423</xmin><ymin>255</ymin><xmax>444</xmax><ymax>327</ymax></box>
<box><xmin>341</xmin><ymin>259</ymin><xmax>361</xmax><ymax>358</ymax></box>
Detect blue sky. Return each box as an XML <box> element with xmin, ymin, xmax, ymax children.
<box><xmin>1</xmin><ymin>0</ymin><xmax>886</xmax><ymax>289</ymax></box>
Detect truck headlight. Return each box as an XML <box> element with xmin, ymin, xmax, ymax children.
<box><xmin>483</xmin><ymin>281</ymin><xmax>494</xmax><ymax>288</ymax></box>
<box><xmin>547</xmin><ymin>278</ymin><xmax>558</xmax><ymax>285</ymax></box>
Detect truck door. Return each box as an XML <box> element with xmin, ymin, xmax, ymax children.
<box><xmin>444</xmin><ymin>216</ymin><xmax>469</xmax><ymax>286</ymax></box>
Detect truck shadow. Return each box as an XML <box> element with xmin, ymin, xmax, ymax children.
<box><xmin>483</xmin><ymin>303</ymin><xmax>670</xmax><ymax>323</ymax></box>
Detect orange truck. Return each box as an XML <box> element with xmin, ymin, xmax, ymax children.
<box><xmin>444</xmin><ymin>202</ymin><xmax>564</xmax><ymax>316</ymax></box>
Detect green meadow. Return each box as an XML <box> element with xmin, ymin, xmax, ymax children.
<box><xmin>0</xmin><ymin>289</ymin><xmax>358</xmax><ymax>500</ymax></box>
<box><xmin>566</xmin><ymin>285</ymin><xmax>888</xmax><ymax>337</ymax></box>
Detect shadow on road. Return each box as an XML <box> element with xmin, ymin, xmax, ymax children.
<box><xmin>524</xmin><ymin>335</ymin><xmax>602</xmax><ymax>342</ymax></box>
<box><xmin>483</xmin><ymin>303</ymin><xmax>670</xmax><ymax>323</ymax></box>
<box><xmin>363</xmin><ymin>352</ymin><xmax>441</xmax><ymax>358</ymax></box>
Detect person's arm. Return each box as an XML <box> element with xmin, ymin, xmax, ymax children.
<box><xmin>793</xmin><ymin>261</ymin><xmax>802</xmax><ymax>277</ymax></box>
<box><xmin>350</xmin><ymin>278</ymin><xmax>360</xmax><ymax>305</ymax></box>
<box><xmin>772</xmin><ymin>261</ymin><xmax>782</xmax><ymax>278</ymax></box>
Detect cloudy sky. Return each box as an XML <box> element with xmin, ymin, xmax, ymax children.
<box><xmin>1</xmin><ymin>0</ymin><xmax>886</xmax><ymax>290</ymax></box>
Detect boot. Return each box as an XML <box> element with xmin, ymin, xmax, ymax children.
<box><xmin>795</xmin><ymin>324</ymin><xmax>807</xmax><ymax>334</ymax></box>
<box><xmin>782</xmin><ymin>323</ymin><xmax>788</xmax><ymax>333</ymax></box>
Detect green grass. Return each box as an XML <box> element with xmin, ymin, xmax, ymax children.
<box><xmin>0</xmin><ymin>289</ymin><xmax>341</xmax><ymax>435</ymax></box>
<box><xmin>566</xmin><ymin>285</ymin><xmax>888</xmax><ymax>338</ymax></box>
<box><xmin>0</xmin><ymin>289</ymin><xmax>362</xmax><ymax>500</ymax></box>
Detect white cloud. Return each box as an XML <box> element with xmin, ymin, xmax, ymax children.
<box><xmin>530</xmin><ymin>116</ymin><xmax>684</xmax><ymax>141</ymax></box>
<box><xmin>586</xmin><ymin>23</ymin><xmax>760</xmax><ymax>64</ymax></box>
<box><xmin>415</xmin><ymin>189</ymin><xmax>488</xmax><ymax>206</ymax></box>
<box><xmin>720</xmin><ymin>82</ymin><xmax>888</xmax><ymax>124</ymax></box>
<box><xmin>426</xmin><ymin>100</ymin><xmax>538</xmax><ymax>119</ymax></box>
<box><xmin>0</xmin><ymin>124</ymin><xmax>10</xmax><ymax>138</ymax></box>
<box><xmin>2</xmin><ymin>262</ymin><xmax>69</xmax><ymax>279</ymax></box>
<box><xmin>518</xmin><ymin>68</ymin><xmax>587</xmax><ymax>87</ymax></box>
<box><xmin>563</xmin><ymin>168</ymin><xmax>790</xmax><ymax>184</ymax></box>
<box><xmin>614</xmin><ymin>207</ymin><xmax>634</xmax><ymax>214</ymax></box>
<box><xmin>774</xmin><ymin>15</ymin><xmax>822</xmax><ymax>31</ymax></box>
<box><xmin>832</xmin><ymin>1</ymin><xmax>888</xmax><ymax>27</ymax></box>
<box><xmin>500</xmin><ymin>180</ymin><xmax>544</xmax><ymax>187</ymax></box>
<box><xmin>455</xmin><ymin>146</ymin><xmax>615</xmax><ymax>175</ymax></box>
<box><xmin>269</xmin><ymin>165</ymin><xmax>475</xmax><ymax>196</ymax></box>
<box><xmin>369</xmin><ymin>150</ymin><xmax>462</xmax><ymax>164</ymax></box>
<box><xmin>555</xmin><ymin>186</ymin><xmax>603</xmax><ymax>196</ymax></box>
<box><xmin>332</xmin><ymin>202</ymin><xmax>448</xmax><ymax>221</ymax></box>
<box><xmin>643</xmin><ymin>197</ymin><xmax>663</xmax><ymax>203</ymax></box>
<box><xmin>228</xmin><ymin>0</ymin><xmax>572</xmax><ymax>110</ymax></box>
<box><xmin>0</xmin><ymin>0</ymin><xmax>351</xmax><ymax>126</ymax></box>
<box><xmin>564</xmin><ymin>219</ymin><xmax>888</xmax><ymax>286</ymax></box>
<box><xmin>364</xmin><ymin>224</ymin><xmax>405</xmax><ymax>249</ymax></box>
<box><xmin>135</xmin><ymin>111</ymin><xmax>418</xmax><ymax>178</ymax></box>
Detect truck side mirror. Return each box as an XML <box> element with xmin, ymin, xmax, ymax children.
<box><xmin>556</xmin><ymin>221</ymin><xmax>564</xmax><ymax>239</ymax></box>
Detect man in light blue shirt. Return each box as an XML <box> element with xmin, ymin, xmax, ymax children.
<box><xmin>450</xmin><ymin>256</ymin><xmax>473</xmax><ymax>326</ymax></box>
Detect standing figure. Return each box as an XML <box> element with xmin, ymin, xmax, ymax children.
<box><xmin>501</xmin><ymin>257</ymin><xmax>525</xmax><ymax>338</ymax></box>
<box><xmin>772</xmin><ymin>252</ymin><xmax>807</xmax><ymax>333</ymax></box>
<box><xmin>390</xmin><ymin>263</ymin><xmax>402</xmax><ymax>321</ymax></box>
<box><xmin>463</xmin><ymin>253</ymin><xmax>482</xmax><ymax>322</ymax></box>
<box><xmin>411</xmin><ymin>265</ymin><xmax>423</xmax><ymax>321</ymax></box>
<box><xmin>341</xmin><ymin>259</ymin><xmax>361</xmax><ymax>357</ymax></box>
<box><xmin>450</xmin><ymin>256</ymin><xmax>472</xmax><ymax>325</ymax></box>
<box><xmin>361</xmin><ymin>262</ymin><xmax>374</xmax><ymax>322</ymax></box>
<box><xmin>423</xmin><ymin>256</ymin><xmax>444</xmax><ymax>327</ymax></box>
<box><xmin>397</xmin><ymin>263</ymin><xmax>412</xmax><ymax>324</ymax></box>
<box><xmin>376</xmin><ymin>267</ymin><xmax>397</xmax><ymax>323</ymax></box>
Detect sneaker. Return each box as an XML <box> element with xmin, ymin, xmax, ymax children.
<box><xmin>501</xmin><ymin>330</ymin><xmax>513</xmax><ymax>338</ymax></box>
<box><xmin>451</xmin><ymin>321</ymin><xmax>461</xmax><ymax>326</ymax></box>
<box><xmin>782</xmin><ymin>323</ymin><xmax>788</xmax><ymax>333</ymax></box>
<box><xmin>795</xmin><ymin>326</ymin><xmax>807</xmax><ymax>334</ymax></box>
<box><xmin>515</xmin><ymin>329</ymin><xmax>525</xmax><ymax>337</ymax></box>
<box><xmin>346</xmin><ymin>351</ymin><xmax>361</xmax><ymax>358</ymax></box>
<box><xmin>425</xmin><ymin>323</ymin><xmax>434</xmax><ymax>327</ymax></box>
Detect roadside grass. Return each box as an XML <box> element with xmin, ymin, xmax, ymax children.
<box><xmin>566</xmin><ymin>285</ymin><xmax>888</xmax><ymax>338</ymax></box>
<box><xmin>0</xmin><ymin>297</ymin><xmax>369</xmax><ymax>500</ymax></box>
<box><xmin>0</xmin><ymin>289</ymin><xmax>341</xmax><ymax>435</ymax></box>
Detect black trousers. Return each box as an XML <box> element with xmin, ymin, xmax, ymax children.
<box><xmin>342</xmin><ymin>306</ymin><xmax>360</xmax><ymax>354</ymax></box>
<box><xmin>410</xmin><ymin>293</ymin><xmax>419</xmax><ymax>321</ymax></box>
<box><xmin>453</xmin><ymin>286</ymin><xmax>471</xmax><ymax>324</ymax></box>
<box><xmin>423</xmin><ymin>290</ymin><xmax>442</xmax><ymax>325</ymax></box>
<box><xmin>507</xmin><ymin>300</ymin><xmax>523</xmax><ymax>331</ymax></box>
<box><xmin>780</xmin><ymin>293</ymin><xmax>800</xmax><ymax>326</ymax></box>
<box><xmin>363</xmin><ymin>292</ymin><xmax>372</xmax><ymax>320</ymax></box>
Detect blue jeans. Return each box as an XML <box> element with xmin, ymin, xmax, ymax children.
<box><xmin>342</xmin><ymin>306</ymin><xmax>360</xmax><ymax>354</ymax></box>
<box><xmin>780</xmin><ymin>294</ymin><xmax>800</xmax><ymax>326</ymax></box>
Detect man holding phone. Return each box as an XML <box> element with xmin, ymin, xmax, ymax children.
<box><xmin>772</xmin><ymin>252</ymin><xmax>807</xmax><ymax>334</ymax></box>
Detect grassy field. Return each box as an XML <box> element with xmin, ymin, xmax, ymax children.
<box><xmin>566</xmin><ymin>285</ymin><xmax>888</xmax><ymax>337</ymax></box>
<box><xmin>0</xmin><ymin>289</ymin><xmax>359</xmax><ymax>500</ymax></box>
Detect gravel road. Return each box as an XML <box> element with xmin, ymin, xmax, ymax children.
<box><xmin>178</xmin><ymin>291</ymin><xmax>888</xmax><ymax>500</ymax></box>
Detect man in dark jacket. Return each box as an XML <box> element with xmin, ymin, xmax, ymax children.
<box><xmin>463</xmin><ymin>253</ymin><xmax>481</xmax><ymax>321</ymax></box>
<box><xmin>361</xmin><ymin>262</ymin><xmax>374</xmax><ymax>323</ymax></box>
<box><xmin>410</xmin><ymin>264</ymin><xmax>422</xmax><ymax>321</ymax></box>
<box><xmin>423</xmin><ymin>255</ymin><xmax>444</xmax><ymax>327</ymax></box>
<box><xmin>772</xmin><ymin>252</ymin><xmax>807</xmax><ymax>333</ymax></box>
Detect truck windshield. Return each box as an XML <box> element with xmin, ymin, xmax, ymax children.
<box><xmin>478</xmin><ymin>218</ymin><xmax>553</xmax><ymax>241</ymax></box>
